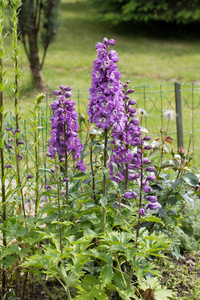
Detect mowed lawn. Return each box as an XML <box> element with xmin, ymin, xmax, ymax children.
<box><xmin>3</xmin><ymin>0</ymin><xmax>200</xmax><ymax>164</ymax></box>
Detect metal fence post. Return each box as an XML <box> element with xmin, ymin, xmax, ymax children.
<box><xmin>175</xmin><ymin>82</ymin><xmax>183</xmax><ymax>151</ymax></box>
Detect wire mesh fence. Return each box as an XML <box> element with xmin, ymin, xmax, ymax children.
<box><xmin>4</xmin><ymin>82</ymin><xmax>200</xmax><ymax>169</ymax></box>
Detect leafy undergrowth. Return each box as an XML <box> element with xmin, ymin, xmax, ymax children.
<box><xmin>160</xmin><ymin>252</ymin><xmax>200</xmax><ymax>300</ymax></box>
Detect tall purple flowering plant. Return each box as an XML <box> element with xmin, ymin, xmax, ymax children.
<box><xmin>109</xmin><ymin>82</ymin><xmax>159</xmax><ymax>235</ymax></box>
<box><xmin>87</xmin><ymin>38</ymin><xmax>125</xmax><ymax>231</ymax></box>
<box><xmin>48</xmin><ymin>85</ymin><xmax>86</xmax><ymax>205</ymax></box>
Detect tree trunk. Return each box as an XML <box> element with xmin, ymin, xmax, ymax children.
<box><xmin>28</xmin><ymin>32</ymin><xmax>45</xmax><ymax>90</ymax></box>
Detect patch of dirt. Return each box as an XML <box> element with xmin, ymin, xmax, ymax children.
<box><xmin>160</xmin><ymin>252</ymin><xmax>200</xmax><ymax>298</ymax></box>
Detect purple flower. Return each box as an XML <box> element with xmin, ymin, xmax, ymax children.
<box><xmin>108</xmin><ymin>39</ymin><xmax>116</xmax><ymax>46</ymax></box>
<box><xmin>145</xmin><ymin>166</ymin><xmax>155</xmax><ymax>172</ymax></box>
<box><xmin>139</xmin><ymin>208</ymin><xmax>145</xmax><ymax>215</ymax></box>
<box><xmin>7</xmin><ymin>144</ymin><xmax>13</xmax><ymax>149</ymax></box>
<box><xmin>6</xmin><ymin>127</ymin><xmax>12</xmax><ymax>131</ymax></box>
<box><xmin>27</xmin><ymin>174</ymin><xmax>33</xmax><ymax>179</ymax></box>
<box><xmin>87</xmin><ymin>38</ymin><xmax>124</xmax><ymax>130</ymax></box>
<box><xmin>18</xmin><ymin>140</ymin><xmax>24</xmax><ymax>145</ymax></box>
<box><xmin>123</xmin><ymin>192</ymin><xmax>134</xmax><ymax>199</ymax></box>
<box><xmin>147</xmin><ymin>174</ymin><xmax>156</xmax><ymax>181</ymax></box>
<box><xmin>44</xmin><ymin>185</ymin><xmax>51</xmax><ymax>189</ymax></box>
<box><xmin>75</xmin><ymin>160</ymin><xmax>86</xmax><ymax>172</ymax></box>
<box><xmin>17</xmin><ymin>154</ymin><xmax>23</xmax><ymax>161</ymax></box>
<box><xmin>50</xmin><ymin>168</ymin><xmax>55</xmax><ymax>173</ymax></box>
<box><xmin>64</xmin><ymin>177</ymin><xmax>70</xmax><ymax>182</ymax></box>
<box><xmin>142</xmin><ymin>158</ymin><xmax>150</xmax><ymax>164</ymax></box>
<box><xmin>7</xmin><ymin>139</ymin><xmax>13</xmax><ymax>143</ymax></box>
<box><xmin>146</xmin><ymin>202</ymin><xmax>159</xmax><ymax>210</ymax></box>
<box><xmin>144</xmin><ymin>145</ymin><xmax>151</xmax><ymax>150</ymax></box>
<box><xmin>143</xmin><ymin>136</ymin><xmax>151</xmax><ymax>141</ymax></box>
<box><xmin>5</xmin><ymin>164</ymin><xmax>12</xmax><ymax>168</ymax></box>
<box><xmin>48</xmin><ymin>86</ymin><xmax>84</xmax><ymax>160</ymax></box>
<box><xmin>15</xmin><ymin>129</ymin><xmax>21</xmax><ymax>133</ymax></box>
<box><xmin>143</xmin><ymin>185</ymin><xmax>151</xmax><ymax>193</ymax></box>
<box><xmin>147</xmin><ymin>195</ymin><xmax>158</xmax><ymax>203</ymax></box>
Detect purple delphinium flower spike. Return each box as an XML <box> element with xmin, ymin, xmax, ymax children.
<box><xmin>87</xmin><ymin>38</ymin><xmax>124</xmax><ymax>131</ymax></box>
<box><xmin>48</xmin><ymin>86</ymin><xmax>86</xmax><ymax>171</ymax></box>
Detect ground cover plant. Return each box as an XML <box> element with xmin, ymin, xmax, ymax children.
<box><xmin>1</xmin><ymin>1</ymin><xmax>200</xmax><ymax>300</ymax></box>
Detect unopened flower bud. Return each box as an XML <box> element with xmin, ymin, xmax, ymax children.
<box><xmin>5</xmin><ymin>164</ymin><xmax>12</xmax><ymax>168</ymax></box>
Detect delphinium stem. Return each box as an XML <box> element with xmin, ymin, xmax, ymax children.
<box><xmin>103</xmin><ymin>129</ymin><xmax>108</xmax><ymax>232</ymax></box>
<box><xmin>55</xmin><ymin>157</ymin><xmax>63</xmax><ymax>253</ymax></box>
<box><xmin>0</xmin><ymin>1</ymin><xmax>7</xmax><ymax>296</ymax></box>
<box><xmin>33</xmin><ymin>94</ymin><xmax>44</xmax><ymax>216</ymax></box>
<box><xmin>90</xmin><ymin>145</ymin><xmax>97</xmax><ymax>204</ymax></box>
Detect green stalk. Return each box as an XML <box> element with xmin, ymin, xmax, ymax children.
<box><xmin>0</xmin><ymin>1</ymin><xmax>8</xmax><ymax>296</ymax></box>
<box><xmin>102</xmin><ymin>129</ymin><xmax>108</xmax><ymax>232</ymax></box>
<box><xmin>55</xmin><ymin>155</ymin><xmax>63</xmax><ymax>253</ymax></box>
<box><xmin>90</xmin><ymin>145</ymin><xmax>97</xmax><ymax>204</ymax></box>
<box><xmin>10</xmin><ymin>0</ymin><xmax>27</xmax><ymax>220</ymax></box>
<box><xmin>128</xmin><ymin>140</ymin><xmax>143</xmax><ymax>289</ymax></box>
<box><xmin>33</xmin><ymin>94</ymin><xmax>44</xmax><ymax>216</ymax></box>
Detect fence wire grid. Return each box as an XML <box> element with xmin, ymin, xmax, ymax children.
<box><xmin>4</xmin><ymin>82</ymin><xmax>200</xmax><ymax>171</ymax></box>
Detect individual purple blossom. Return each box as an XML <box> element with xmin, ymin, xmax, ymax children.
<box><xmin>75</xmin><ymin>160</ymin><xmax>87</xmax><ymax>172</ymax></box>
<box><xmin>5</xmin><ymin>164</ymin><xmax>12</xmax><ymax>168</ymax></box>
<box><xmin>27</xmin><ymin>174</ymin><xmax>33</xmax><ymax>179</ymax></box>
<box><xmin>50</xmin><ymin>168</ymin><xmax>55</xmax><ymax>174</ymax></box>
<box><xmin>64</xmin><ymin>177</ymin><xmax>70</xmax><ymax>182</ymax></box>
<box><xmin>44</xmin><ymin>185</ymin><xmax>51</xmax><ymax>189</ymax></box>
<box><xmin>146</xmin><ymin>202</ymin><xmax>159</xmax><ymax>210</ymax></box>
<box><xmin>145</xmin><ymin>166</ymin><xmax>155</xmax><ymax>172</ymax></box>
<box><xmin>7</xmin><ymin>139</ymin><xmax>13</xmax><ymax>142</ymax></box>
<box><xmin>139</xmin><ymin>208</ymin><xmax>145</xmax><ymax>215</ymax></box>
<box><xmin>144</xmin><ymin>145</ymin><xmax>151</xmax><ymax>150</ymax></box>
<box><xmin>18</xmin><ymin>141</ymin><xmax>24</xmax><ymax>145</ymax></box>
<box><xmin>7</xmin><ymin>144</ymin><xmax>13</xmax><ymax>149</ymax></box>
<box><xmin>15</xmin><ymin>129</ymin><xmax>21</xmax><ymax>133</ymax></box>
<box><xmin>147</xmin><ymin>174</ymin><xmax>156</xmax><ymax>181</ymax></box>
<box><xmin>147</xmin><ymin>195</ymin><xmax>158</xmax><ymax>203</ymax></box>
<box><xmin>17</xmin><ymin>154</ymin><xmax>23</xmax><ymax>160</ymax></box>
<box><xmin>6</xmin><ymin>127</ymin><xmax>12</xmax><ymax>131</ymax></box>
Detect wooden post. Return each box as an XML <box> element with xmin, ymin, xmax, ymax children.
<box><xmin>175</xmin><ymin>82</ymin><xmax>184</xmax><ymax>151</ymax></box>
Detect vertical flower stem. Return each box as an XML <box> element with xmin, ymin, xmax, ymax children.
<box><xmin>0</xmin><ymin>1</ymin><xmax>7</xmax><ymax>295</ymax></box>
<box><xmin>128</xmin><ymin>141</ymin><xmax>143</xmax><ymax>289</ymax></box>
<box><xmin>56</xmin><ymin>156</ymin><xmax>63</xmax><ymax>253</ymax></box>
<box><xmin>90</xmin><ymin>145</ymin><xmax>97</xmax><ymax>204</ymax></box>
<box><xmin>103</xmin><ymin>129</ymin><xmax>108</xmax><ymax>232</ymax></box>
<box><xmin>11</xmin><ymin>1</ymin><xmax>27</xmax><ymax>222</ymax></box>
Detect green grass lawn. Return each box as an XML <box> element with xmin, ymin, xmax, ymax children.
<box><xmin>3</xmin><ymin>0</ymin><xmax>200</xmax><ymax>165</ymax></box>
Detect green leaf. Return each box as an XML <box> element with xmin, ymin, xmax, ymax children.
<box><xmin>168</xmin><ymin>196</ymin><xmax>178</xmax><ymax>205</ymax></box>
<box><xmin>171</xmin><ymin>178</ymin><xmax>182</xmax><ymax>189</ymax></box>
<box><xmin>88</xmin><ymin>128</ymin><xmax>103</xmax><ymax>135</ymax></box>
<box><xmin>182</xmin><ymin>173</ymin><xmax>199</xmax><ymax>187</ymax></box>
<box><xmin>0</xmin><ymin>138</ymin><xmax>3</xmax><ymax>148</ymax></box>
<box><xmin>100</xmin><ymin>264</ymin><xmax>113</xmax><ymax>287</ymax></box>
<box><xmin>100</xmin><ymin>195</ymin><xmax>107</xmax><ymax>208</ymax></box>
<box><xmin>0</xmin><ymin>82</ymin><xmax>4</xmax><ymax>91</ymax></box>
<box><xmin>180</xmin><ymin>193</ymin><xmax>194</xmax><ymax>206</ymax></box>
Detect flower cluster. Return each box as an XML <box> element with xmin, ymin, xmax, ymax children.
<box><xmin>108</xmin><ymin>82</ymin><xmax>159</xmax><ymax>214</ymax></box>
<box><xmin>87</xmin><ymin>38</ymin><xmax>124</xmax><ymax>131</ymax></box>
<box><xmin>109</xmin><ymin>82</ymin><xmax>142</xmax><ymax>182</ymax></box>
<box><xmin>48</xmin><ymin>85</ymin><xmax>86</xmax><ymax>171</ymax></box>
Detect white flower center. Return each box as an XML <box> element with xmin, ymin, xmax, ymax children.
<box><xmin>100</xmin><ymin>117</ymin><xmax>106</xmax><ymax>123</ymax></box>
<box><xmin>102</xmin><ymin>101</ymin><xmax>108</xmax><ymax>107</ymax></box>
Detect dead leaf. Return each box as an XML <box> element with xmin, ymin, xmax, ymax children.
<box><xmin>142</xmin><ymin>288</ymin><xmax>156</xmax><ymax>300</ymax></box>
<box><xmin>165</xmin><ymin>136</ymin><xmax>174</xmax><ymax>144</ymax></box>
